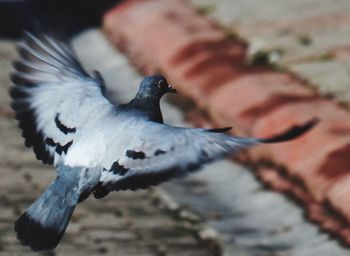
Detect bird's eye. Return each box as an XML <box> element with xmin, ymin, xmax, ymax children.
<box><xmin>157</xmin><ymin>80</ymin><xmax>166</xmax><ymax>89</ymax></box>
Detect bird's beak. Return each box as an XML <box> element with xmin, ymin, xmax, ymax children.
<box><xmin>167</xmin><ymin>85</ymin><xmax>177</xmax><ymax>93</ymax></box>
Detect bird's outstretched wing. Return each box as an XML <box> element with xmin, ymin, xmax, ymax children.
<box><xmin>10</xmin><ymin>31</ymin><xmax>114</xmax><ymax>165</ymax></box>
<box><xmin>95</xmin><ymin>118</ymin><xmax>317</xmax><ymax>196</ymax></box>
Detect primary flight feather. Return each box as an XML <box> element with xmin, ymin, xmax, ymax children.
<box><xmin>10</xmin><ymin>31</ymin><xmax>318</xmax><ymax>251</ymax></box>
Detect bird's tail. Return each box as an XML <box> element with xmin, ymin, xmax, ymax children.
<box><xmin>15</xmin><ymin>165</ymin><xmax>100</xmax><ymax>251</ymax></box>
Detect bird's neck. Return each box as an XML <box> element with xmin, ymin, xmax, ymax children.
<box><xmin>129</xmin><ymin>97</ymin><xmax>163</xmax><ymax>123</ymax></box>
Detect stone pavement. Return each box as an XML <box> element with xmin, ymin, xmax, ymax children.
<box><xmin>0</xmin><ymin>38</ymin><xmax>218</xmax><ymax>256</ymax></box>
<box><xmin>190</xmin><ymin>0</ymin><xmax>350</xmax><ymax>103</ymax></box>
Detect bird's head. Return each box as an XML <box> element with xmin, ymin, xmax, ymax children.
<box><xmin>136</xmin><ymin>75</ymin><xmax>177</xmax><ymax>99</ymax></box>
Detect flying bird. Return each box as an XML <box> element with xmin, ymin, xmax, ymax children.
<box><xmin>10</xmin><ymin>31</ymin><xmax>318</xmax><ymax>251</ymax></box>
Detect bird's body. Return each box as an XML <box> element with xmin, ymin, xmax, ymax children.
<box><xmin>10</xmin><ymin>31</ymin><xmax>318</xmax><ymax>251</ymax></box>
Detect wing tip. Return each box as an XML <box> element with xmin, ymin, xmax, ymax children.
<box><xmin>259</xmin><ymin>117</ymin><xmax>319</xmax><ymax>144</ymax></box>
<box><xmin>207</xmin><ymin>127</ymin><xmax>232</xmax><ymax>133</ymax></box>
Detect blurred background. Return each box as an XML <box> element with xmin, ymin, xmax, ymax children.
<box><xmin>1</xmin><ymin>0</ymin><xmax>350</xmax><ymax>255</ymax></box>
<box><xmin>0</xmin><ymin>0</ymin><xmax>118</xmax><ymax>38</ymax></box>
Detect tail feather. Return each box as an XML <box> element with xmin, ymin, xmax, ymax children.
<box><xmin>15</xmin><ymin>177</ymin><xmax>78</xmax><ymax>251</ymax></box>
<box><xmin>14</xmin><ymin>165</ymin><xmax>101</xmax><ymax>251</ymax></box>
<box><xmin>15</xmin><ymin>212</ymin><xmax>67</xmax><ymax>251</ymax></box>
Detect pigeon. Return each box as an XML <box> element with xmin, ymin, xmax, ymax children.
<box><xmin>9</xmin><ymin>31</ymin><xmax>318</xmax><ymax>251</ymax></box>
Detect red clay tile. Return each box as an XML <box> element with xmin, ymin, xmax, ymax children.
<box><xmin>328</xmin><ymin>175</ymin><xmax>350</xmax><ymax>224</ymax></box>
<box><xmin>207</xmin><ymin>71</ymin><xmax>317</xmax><ymax>129</ymax></box>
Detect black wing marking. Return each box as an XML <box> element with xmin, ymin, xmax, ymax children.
<box><xmin>10</xmin><ymin>31</ymin><xmax>112</xmax><ymax>165</ymax></box>
<box><xmin>98</xmin><ymin>119</ymin><xmax>317</xmax><ymax>192</ymax></box>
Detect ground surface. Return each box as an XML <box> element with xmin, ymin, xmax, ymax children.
<box><xmin>0</xmin><ymin>28</ymin><xmax>349</xmax><ymax>256</ymax></box>
<box><xmin>190</xmin><ymin>0</ymin><xmax>350</xmax><ymax>103</ymax></box>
